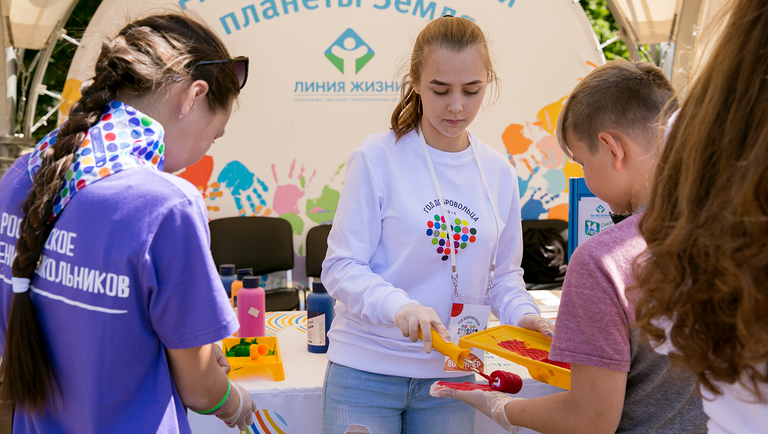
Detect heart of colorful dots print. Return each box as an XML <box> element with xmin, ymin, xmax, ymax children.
<box><xmin>426</xmin><ymin>215</ymin><xmax>477</xmax><ymax>261</ymax></box>
<box><xmin>28</xmin><ymin>101</ymin><xmax>165</xmax><ymax>219</ymax></box>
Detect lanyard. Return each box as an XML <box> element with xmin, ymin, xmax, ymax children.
<box><xmin>418</xmin><ymin>125</ymin><xmax>501</xmax><ymax>298</ymax></box>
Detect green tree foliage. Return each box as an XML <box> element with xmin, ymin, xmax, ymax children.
<box><xmin>579</xmin><ymin>0</ymin><xmax>630</xmax><ymax>61</ymax></box>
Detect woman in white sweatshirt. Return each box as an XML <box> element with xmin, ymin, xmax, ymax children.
<box><xmin>321</xmin><ymin>15</ymin><xmax>553</xmax><ymax>434</ymax></box>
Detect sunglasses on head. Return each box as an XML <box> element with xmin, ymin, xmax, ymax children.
<box><xmin>190</xmin><ymin>56</ymin><xmax>249</xmax><ymax>90</ymax></box>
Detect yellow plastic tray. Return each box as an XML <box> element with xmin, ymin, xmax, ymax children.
<box><xmin>458</xmin><ymin>324</ymin><xmax>571</xmax><ymax>390</ymax></box>
<box><xmin>221</xmin><ymin>336</ymin><xmax>285</xmax><ymax>381</ymax></box>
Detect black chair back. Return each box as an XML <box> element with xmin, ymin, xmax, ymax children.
<box><xmin>521</xmin><ymin>218</ymin><xmax>569</xmax><ymax>236</ymax></box>
<box><xmin>305</xmin><ymin>224</ymin><xmax>332</xmax><ymax>279</ymax></box>
<box><xmin>209</xmin><ymin>216</ymin><xmax>294</xmax><ymax>276</ymax></box>
<box><xmin>521</xmin><ymin>219</ymin><xmax>568</xmax><ymax>290</ymax></box>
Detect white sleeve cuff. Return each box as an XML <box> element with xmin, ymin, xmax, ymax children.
<box><xmin>380</xmin><ymin>291</ymin><xmax>418</xmax><ymax>324</ymax></box>
<box><xmin>510</xmin><ymin>303</ymin><xmax>541</xmax><ymax>327</ymax></box>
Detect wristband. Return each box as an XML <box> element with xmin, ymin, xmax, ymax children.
<box><xmin>194</xmin><ymin>379</ymin><xmax>231</xmax><ymax>415</ymax></box>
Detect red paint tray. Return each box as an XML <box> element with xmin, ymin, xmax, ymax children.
<box><xmin>458</xmin><ymin>324</ymin><xmax>571</xmax><ymax>390</ymax></box>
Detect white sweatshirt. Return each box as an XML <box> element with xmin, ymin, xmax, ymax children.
<box><xmin>321</xmin><ymin>129</ymin><xmax>540</xmax><ymax>379</ymax></box>
<box><xmin>701</xmin><ymin>380</ymin><xmax>768</xmax><ymax>434</ymax></box>
<box><xmin>654</xmin><ymin>318</ymin><xmax>768</xmax><ymax>433</ymax></box>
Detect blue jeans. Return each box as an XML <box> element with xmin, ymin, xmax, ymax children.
<box><xmin>322</xmin><ymin>362</ymin><xmax>476</xmax><ymax>434</ymax></box>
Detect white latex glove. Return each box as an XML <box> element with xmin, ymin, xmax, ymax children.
<box><xmin>217</xmin><ymin>381</ymin><xmax>257</xmax><ymax>430</ymax></box>
<box><xmin>212</xmin><ymin>343</ymin><xmax>231</xmax><ymax>374</ymax></box>
<box><xmin>520</xmin><ymin>313</ymin><xmax>554</xmax><ymax>339</ymax></box>
<box><xmin>430</xmin><ymin>382</ymin><xmax>522</xmax><ymax>433</ymax></box>
<box><xmin>395</xmin><ymin>303</ymin><xmax>451</xmax><ymax>353</ymax></box>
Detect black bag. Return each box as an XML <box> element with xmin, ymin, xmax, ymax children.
<box><xmin>521</xmin><ymin>226</ymin><xmax>568</xmax><ymax>284</ymax></box>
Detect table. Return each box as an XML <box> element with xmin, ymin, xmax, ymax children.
<box><xmin>189</xmin><ymin>291</ymin><xmax>563</xmax><ymax>434</ymax></box>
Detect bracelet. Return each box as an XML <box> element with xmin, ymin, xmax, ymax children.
<box><xmin>194</xmin><ymin>379</ymin><xmax>231</xmax><ymax>415</ymax></box>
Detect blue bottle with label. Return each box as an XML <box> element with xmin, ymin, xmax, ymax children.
<box><xmin>307</xmin><ymin>282</ymin><xmax>335</xmax><ymax>353</ymax></box>
<box><xmin>219</xmin><ymin>264</ymin><xmax>236</xmax><ymax>298</ymax></box>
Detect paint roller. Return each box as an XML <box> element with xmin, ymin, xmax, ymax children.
<box><xmin>419</xmin><ymin>328</ymin><xmax>523</xmax><ymax>394</ymax></box>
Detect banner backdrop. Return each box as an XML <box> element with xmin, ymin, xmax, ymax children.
<box><xmin>62</xmin><ymin>0</ymin><xmax>601</xmax><ymax>279</ymax></box>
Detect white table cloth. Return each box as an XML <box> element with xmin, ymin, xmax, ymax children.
<box><xmin>189</xmin><ymin>291</ymin><xmax>562</xmax><ymax>434</ymax></box>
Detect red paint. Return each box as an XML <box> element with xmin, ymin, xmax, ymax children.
<box><xmin>474</xmin><ymin>368</ymin><xmax>492</xmax><ymax>382</ymax></box>
<box><xmin>490</xmin><ymin>370</ymin><xmax>523</xmax><ymax>394</ymax></box>
<box><xmin>540</xmin><ymin>358</ymin><xmax>571</xmax><ymax>370</ymax></box>
<box><xmin>498</xmin><ymin>339</ymin><xmax>571</xmax><ymax>370</ymax></box>
<box><xmin>451</xmin><ymin>304</ymin><xmax>464</xmax><ymax>317</ymax></box>
<box><xmin>435</xmin><ymin>381</ymin><xmax>495</xmax><ymax>392</ymax></box>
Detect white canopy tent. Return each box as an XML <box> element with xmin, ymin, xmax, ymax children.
<box><xmin>4</xmin><ymin>0</ymin><xmax>79</xmax><ymax>50</ymax></box>
<box><xmin>0</xmin><ymin>0</ymin><xmax>733</xmax><ymax>177</ymax></box>
<box><xmin>607</xmin><ymin>0</ymin><xmax>680</xmax><ymax>45</ymax></box>
<box><xmin>0</xmin><ymin>0</ymin><xmax>78</xmax><ymax>175</ymax></box>
<box><xmin>604</xmin><ymin>0</ymin><xmax>728</xmax><ymax>90</ymax></box>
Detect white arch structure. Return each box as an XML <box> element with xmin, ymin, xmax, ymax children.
<box><xmin>0</xmin><ymin>0</ymin><xmax>727</xmax><ymax>181</ymax></box>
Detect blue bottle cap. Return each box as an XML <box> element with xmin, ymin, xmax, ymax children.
<box><xmin>312</xmin><ymin>282</ymin><xmax>327</xmax><ymax>293</ymax></box>
<box><xmin>219</xmin><ymin>264</ymin><xmax>236</xmax><ymax>275</ymax></box>
<box><xmin>243</xmin><ymin>276</ymin><xmax>261</xmax><ymax>289</ymax></box>
<box><xmin>236</xmin><ymin>268</ymin><xmax>254</xmax><ymax>280</ymax></box>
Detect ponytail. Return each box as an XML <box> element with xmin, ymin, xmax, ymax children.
<box><xmin>390</xmin><ymin>80</ymin><xmax>422</xmax><ymax>141</ymax></box>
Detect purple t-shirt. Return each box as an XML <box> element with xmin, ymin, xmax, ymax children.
<box><xmin>549</xmin><ymin>213</ymin><xmax>645</xmax><ymax>371</ymax></box>
<box><xmin>550</xmin><ymin>213</ymin><xmax>707</xmax><ymax>433</ymax></box>
<box><xmin>0</xmin><ymin>155</ymin><xmax>238</xmax><ymax>434</ymax></box>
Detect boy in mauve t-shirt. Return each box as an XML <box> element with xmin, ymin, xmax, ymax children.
<box><xmin>431</xmin><ymin>60</ymin><xmax>708</xmax><ymax>433</ymax></box>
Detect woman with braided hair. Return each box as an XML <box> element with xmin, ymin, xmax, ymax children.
<box><xmin>0</xmin><ymin>13</ymin><xmax>256</xmax><ymax>433</ymax></box>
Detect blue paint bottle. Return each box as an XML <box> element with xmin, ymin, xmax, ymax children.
<box><xmin>231</xmin><ymin>268</ymin><xmax>253</xmax><ymax>309</ymax></box>
<box><xmin>219</xmin><ymin>264</ymin><xmax>236</xmax><ymax>298</ymax></box>
<box><xmin>307</xmin><ymin>282</ymin><xmax>335</xmax><ymax>353</ymax></box>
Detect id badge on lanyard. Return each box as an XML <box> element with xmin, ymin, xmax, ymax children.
<box><xmin>417</xmin><ymin>125</ymin><xmax>501</xmax><ymax>374</ymax></box>
<box><xmin>444</xmin><ymin>295</ymin><xmax>490</xmax><ymax>373</ymax></box>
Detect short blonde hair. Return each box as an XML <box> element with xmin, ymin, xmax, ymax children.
<box><xmin>556</xmin><ymin>60</ymin><xmax>678</xmax><ymax>159</ymax></box>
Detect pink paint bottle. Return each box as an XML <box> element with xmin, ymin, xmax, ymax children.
<box><xmin>237</xmin><ymin>276</ymin><xmax>265</xmax><ymax>337</ymax></box>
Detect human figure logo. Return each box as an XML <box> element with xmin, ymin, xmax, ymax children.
<box><xmin>595</xmin><ymin>205</ymin><xmax>605</xmax><ymax>213</ymax></box>
<box><xmin>325</xmin><ymin>29</ymin><xmax>374</xmax><ymax>76</ymax></box>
